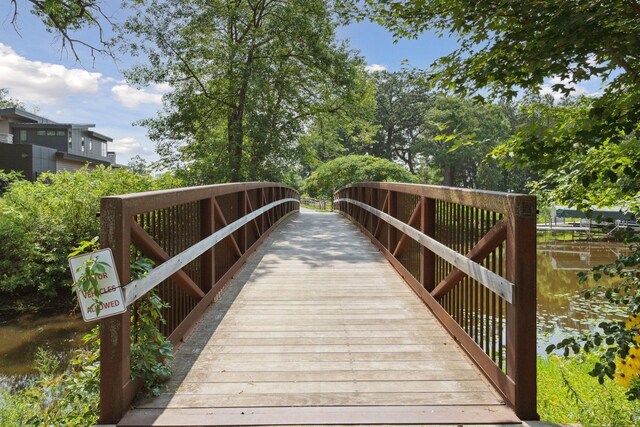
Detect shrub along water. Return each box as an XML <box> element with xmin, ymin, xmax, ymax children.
<box><xmin>0</xmin><ymin>166</ymin><xmax>181</xmax><ymax>302</ymax></box>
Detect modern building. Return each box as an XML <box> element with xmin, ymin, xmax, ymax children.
<box><xmin>0</xmin><ymin>107</ymin><xmax>117</xmax><ymax>181</ymax></box>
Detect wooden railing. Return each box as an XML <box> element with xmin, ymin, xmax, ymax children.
<box><xmin>334</xmin><ymin>183</ymin><xmax>537</xmax><ymax>420</ymax></box>
<box><xmin>99</xmin><ymin>183</ymin><xmax>299</xmax><ymax>423</ymax></box>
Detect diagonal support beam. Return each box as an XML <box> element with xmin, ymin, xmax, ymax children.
<box><xmin>214</xmin><ymin>201</ymin><xmax>243</xmax><ymax>258</ymax></box>
<box><xmin>373</xmin><ymin>192</ymin><xmax>389</xmax><ymax>239</ymax></box>
<box><xmin>130</xmin><ymin>222</ymin><xmax>205</xmax><ymax>299</ymax></box>
<box><xmin>245</xmin><ymin>191</ymin><xmax>262</xmax><ymax>237</ymax></box>
<box><xmin>392</xmin><ymin>200</ymin><xmax>423</xmax><ymax>258</ymax></box>
<box><xmin>431</xmin><ymin>219</ymin><xmax>507</xmax><ymax>299</ymax></box>
<box><xmin>262</xmin><ymin>190</ymin><xmax>273</xmax><ymax>228</ymax></box>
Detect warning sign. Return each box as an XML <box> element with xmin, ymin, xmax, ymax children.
<box><xmin>69</xmin><ymin>249</ymin><xmax>126</xmax><ymax>322</ymax></box>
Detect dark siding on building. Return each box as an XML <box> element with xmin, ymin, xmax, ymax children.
<box><xmin>0</xmin><ymin>144</ymin><xmax>57</xmax><ymax>181</ymax></box>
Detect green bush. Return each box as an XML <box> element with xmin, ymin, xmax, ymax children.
<box><xmin>0</xmin><ymin>166</ymin><xmax>181</xmax><ymax>299</ymax></box>
<box><xmin>302</xmin><ymin>155</ymin><xmax>418</xmax><ymax>199</ymax></box>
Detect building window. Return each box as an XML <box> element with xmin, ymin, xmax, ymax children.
<box><xmin>37</xmin><ymin>130</ymin><xmax>46</xmax><ymax>136</ymax></box>
<box><xmin>101</xmin><ymin>142</ymin><xmax>107</xmax><ymax>157</ymax></box>
<box><xmin>19</xmin><ymin>130</ymin><xmax>27</xmax><ymax>142</ymax></box>
<box><xmin>68</xmin><ymin>138</ymin><xmax>72</xmax><ymax>150</ymax></box>
<box><xmin>56</xmin><ymin>131</ymin><xmax>66</xmax><ymax>137</ymax></box>
<box><xmin>46</xmin><ymin>130</ymin><xmax>56</xmax><ymax>136</ymax></box>
<box><xmin>89</xmin><ymin>140</ymin><xmax>93</xmax><ymax>151</ymax></box>
<box><xmin>81</xmin><ymin>137</ymin><xmax>85</xmax><ymax>152</ymax></box>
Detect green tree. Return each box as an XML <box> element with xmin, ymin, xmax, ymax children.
<box><xmin>123</xmin><ymin>0</ymin><xmax>364</xmax><ymax>184</ymax></box>
<box><xmin>417</xmin><ymin>95</ymin><xmax>512</xmax><ymax>188</ymax></box>
<box><xmin>299</xmin><ymin>69</ymin><xmax>378</xmax><ymax>172</ymax></box>
<box><xmin>369</xmin><ymin>69</ymin><xmax>431</xmax><ymax>173</ymax></box>
<box><xmin>302</xmin><ymin>154</ymin><xmax>417</xmax><ymax>198</ymax></box>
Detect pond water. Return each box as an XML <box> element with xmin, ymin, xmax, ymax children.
<box><xmin>0</xmin><ymin>236</ymin><xmax>629</xmax><ymax>387</ymax></box>
<box><xmin>536</xmin><ymin>237</ymin><xmax>627</xmax><ymax>353</ymax></box>
<box><xmin>0</xmin><ymin>311</ymin><xmax>92</xmax><ymax>390</ymax></box>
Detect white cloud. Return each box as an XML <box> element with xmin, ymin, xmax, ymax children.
<box><xmin>110</xmin><ymin>137</ymin><xmax>147</xmax><ymax>154</ymax></box>
<box><xmin>540</xmin><ymin>75</ymin><xmax>599</xmax><ymax>100</ymax></box>
<box><xmin>365</xmin><ymin>64</ymin><xmax>387</xmax><ymax>72</ymax></box>
<box><xmin>111</xmin><ymin>84</ymin><xmax>167</xmax><ymax>108</ymax></box>
<box><xmin>105</xmin><ymin>134</ymin><xmax>158</xmax><ymax>165</ymax></box>
<box><xmin>0</xmin><ymin>43</ymin><xmax>102</xmax><ymax>104</ymax></box>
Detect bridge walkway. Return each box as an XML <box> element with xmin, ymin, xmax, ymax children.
<box><xmin>119</xmin><ymin>211</ymin><xmax>520</xmax><ymax>425</ymax></box>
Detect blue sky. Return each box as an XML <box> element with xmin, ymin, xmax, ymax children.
<box><xmin>0</xmin><ymin>3</ymin><xmax>601</xmax><ymax>164</ymax></box>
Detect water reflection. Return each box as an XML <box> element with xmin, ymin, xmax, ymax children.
<box><xmin>537</xmin><ymin>238</ymin><xmax>627</xmax><ymax>353</ymax></box>
<box><xmin>0</xmin><ymin>311</ymin><xmax>91</xmax><ymax>387</ymax></box>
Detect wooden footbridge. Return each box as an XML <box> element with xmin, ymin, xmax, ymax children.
<box><xmin>98</xmin><ymin>182</ymin><xmax>537</xmax><ymax>425</ymax></box>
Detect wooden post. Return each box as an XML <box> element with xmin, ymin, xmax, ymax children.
<box><xmin>99</xmin><ymin>197</ymin><xmax>132</xmax><ymax>424</ymax></box>
<box><xmin>505</xmin><ymin>195</ymin><xmax>538</xmax><ymax>420</ymax></box>
<box><xmin>421</xmin><ymin>197</ymin><xmax>436</xmax><ymax>292</ymax></box>
<box><xmin>200</xmin><ymin>197</ymin><xmax>214</xmax><ymax>292</ymax></box>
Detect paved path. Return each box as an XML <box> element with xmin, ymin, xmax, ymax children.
<box><xmin>119</xmin><ymin>211</ymin><xmax>519</xmax><ymax>426</ymax></box>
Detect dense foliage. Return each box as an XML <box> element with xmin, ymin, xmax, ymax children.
<box><xmin>0</xmin><ymin>166</ymin><xmax>180</xmax><ymax>299</ymax></box>
<box><xmin>302</xmin><ymin>155</ymin><xmax>418</xmax><ymax>198</ymax></box>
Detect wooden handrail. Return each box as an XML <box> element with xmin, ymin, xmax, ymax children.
<box><xmin>335</xmin><ymin>197</ymin><xmax>514</xmax><ymax>302</ymax></box>
<box><xmin>124</xmin><ymin>198</ymin><xmax>299</xmax><ymax>306</ymax></box>
<box><xmin>333</xmin><ymin>183</ymin><xmax>537</xmax><ymax>420</ymax></box>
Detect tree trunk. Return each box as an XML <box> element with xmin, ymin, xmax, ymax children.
<box><xmin>227</xmin><ymin>46</ymin><xmax>254</xmax><ymax>182</ymax></box>
<box><xmin>443</xmin><ymin>164</ymin><xmax>455</xmax><ymax>186</ymax></box>
<box><xmin>385</xmin><ymin>126</ymin><xmax>394</xmax><ymax>160</ymax></box>
<box><xmin>407</xmin><ymin>151</ymin><xmax>415</xmax><ymax>174</ymax></box>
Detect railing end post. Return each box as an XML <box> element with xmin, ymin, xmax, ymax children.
<box><xmin>506</xmin><ymin>195</ymin><xmax>538</xmax><ymax>420</ymax></box>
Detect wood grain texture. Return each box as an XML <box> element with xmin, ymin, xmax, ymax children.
<box><xmin>119</xmin><ymin>405</ymin><xmax>521</xmax><ymax>426</ymax></box>
<box><xmin>123</xmin><ymin>211</ymin><xmax>519</xmax><ymax>426</ymax></box>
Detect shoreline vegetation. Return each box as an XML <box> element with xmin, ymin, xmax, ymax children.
<box><xmin>538</xmin><ymin>354</ymin><xmax>640</xmax><ymax>426</ymax></box>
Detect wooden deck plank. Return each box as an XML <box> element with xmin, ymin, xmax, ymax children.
<box><xmin>173</xmin><ymin>351</ymin><xmax>468</xmax><ymax>363</ymax></box>
<box><xmin>168</xmin><ymin>360</ymin><xmax>477</xmax><ymax>372</ymax></box>
<box><xmin>168</xmin><ymin>369</ymin><xmax>481</xmax><ymax>384</ymax></box>
<box><xmin>199</xmin><ymin>330</ymin><xmax>446</xmax><ymax>338</ymax></box>
<box><xmin>173</xmin><ymin>380</ymin><xmax>491</xmax><ymax>395</ymax></box>
<box><xmin>189</xmin><ymin>322</ymin><xmax>441</xmax><ymax>331</ymax></box>
<box><xmin>136</xmin><ymin>391</ymin><xmax>502</xmax><ymax>408</ymax></box>
<box><xmin>200</xmin><ymin>344</ymin><xmax>456</xmax><ymax>354</ymax></box>
<box><xmin>119</xmin><ymin>405</ymin><xmax>520</xmax><ymax>426</ymax></box>
<box><xmin>200</xmin><ymin>337</ymin><xmax>453</xmax><ymax>346</ymax></box>
<box><xmin>123</xmin><ymin>211</ymin><xmax>518</xmax><ymax>426</ymax></box>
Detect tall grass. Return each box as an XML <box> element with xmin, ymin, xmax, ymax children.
<box><xmin>538</xmin><ymin>354</ymin><xmax>640</xmax><ymax>426</ymax></box>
